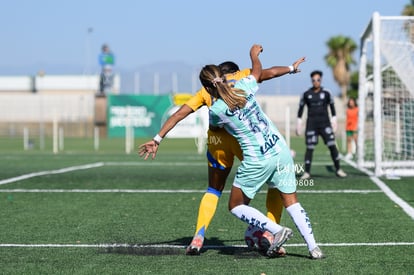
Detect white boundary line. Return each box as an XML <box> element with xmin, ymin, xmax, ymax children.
<box><xmin>1</xmin><ymin>159</ymin><xmax>412</xmax><ymax>220</ymax></box>
<box><xmin>0</xmin><ymin>242</ymin><xmax>413</xmax><ymax>248</ymax></box>
<box><xmin>343</xmin><ymin>158</ymin><xmax>414</xmax><ymax>220</ymax></box>
<box><xmin>0</xmin><ymin>161</ymin><xmax>345</xmax><ymax>186</ymax></box>
<box><xmin>0</xmin><ymin>162</ymin><xmax>104</xmax><ymax>186</ymax></box>
<box><xmin>0</xmin><ymin>189</ymin><xmax>382</xmax><ymax>194</ymax></box>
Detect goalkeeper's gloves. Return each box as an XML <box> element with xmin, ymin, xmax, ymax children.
<box><xmin>296</xmin><ymin>118</ymin><xmax>303</xmax><ymax>136</ymax></box>
<box><xmin>331</xmin><ymin>116</ymin><xmax>338</xmax><ymax>133</ymax></box>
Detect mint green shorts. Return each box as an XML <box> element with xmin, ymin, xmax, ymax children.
<box><xmin>233</xmin><ymin>148</ymin><xmax>297</xmax><ymax>199</ymax></box>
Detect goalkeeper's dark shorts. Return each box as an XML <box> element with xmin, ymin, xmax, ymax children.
<box><xmin>305</xmin><ymin>123</ymin><xmax>336</xmax><ymax>149</ymax></box>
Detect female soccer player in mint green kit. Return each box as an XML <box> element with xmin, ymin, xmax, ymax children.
<box><xmin>139</xmin><ymin>57</ymin><xmax>306</xmax><ymax>256</ymax></box>
<box><xmin>199</xmin><ymin>44</ymin><xmax>324</xmax><ymax>259</ymax></box>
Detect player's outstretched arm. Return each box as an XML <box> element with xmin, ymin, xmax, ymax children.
<box><xmin>259</xmin><ymin>56</ymin><xmax>306</xmax><ymax>82</ymax></box>
<box><xmin>138</xmin><ymin>104</ymin><xmax>194</xmax><ymax>160</ymax></box>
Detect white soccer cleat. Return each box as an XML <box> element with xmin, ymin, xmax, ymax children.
<box><xmin>300</xmin><ymin>172</ymin><xmax>311</xmax><ymax>180</ymax></box>
<box><xmin>344</xmin><ymin>153</ymin><xmax>353</xmax><ymax>160</ymax></box>
<box><xmin>185</xmin><ymin>235</ymin><xmax>204</xmax><ymax>256</ymax></box>
<box><xmin>266</xmin><ymin>227</ymin><xmax>293</xmax><ymax>258</ymax></box>
<box><xmin>309</xmin><ymin>246</ymin><xmax>325</xmax><ymax>259</ymax></box>
<box><xmin>336</xmin><ymin>169</ymin><xmax>347</xmax><ymax>178</ymax></box>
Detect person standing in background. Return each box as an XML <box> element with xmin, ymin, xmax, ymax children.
<box><xmin>296</xmin><ymin>70</ymin><xmax>347</xmax><ymax>179</ymax></box>
<box><xmin>345</xmin><ymin>97</ymin><xmax>358</xmax><ymax>159</ymax></box>
<box><xmin>99</xmin><ymin>44</ymin><xmax>115</xmax><ymax>94</ymax></box>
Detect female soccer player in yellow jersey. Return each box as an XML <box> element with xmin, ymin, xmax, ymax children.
<box><xmin>138</xmin><ymin>56</ymin><xmax>305</xmax><ymax>255</ymax></box>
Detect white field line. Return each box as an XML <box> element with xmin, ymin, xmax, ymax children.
<box><xmin>343</xmin><ymin>158</ymin><xmax>414</xmax><ymax>220</ymax></box>
<box><xmin>0</xmin><ymin>161</ymin><xmax>346</xmax><ymax>186</ymax></box>
<box><xmin>0</xmin><ymin>242</ymin><xmax>413</xmax><ymax>248</ymax></box>
<box><xmin>0</xmin><ymin>162</ymin><xmax>104</xmax><ymax>186</ymax></box>
<box><xmin>0</xmin><ymin>189</ymin><xmax>382</xmax><ymax>194</ymax></box>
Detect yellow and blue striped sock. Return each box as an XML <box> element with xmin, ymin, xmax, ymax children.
<box><xmin>194</xmin><ymin>187</ymin><xmax>222</xmax><ymax>237</ymax></box>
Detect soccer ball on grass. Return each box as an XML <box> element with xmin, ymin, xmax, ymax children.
<box><xmin>244</xmin><ymin>225</ymin><xmax>274</xmax><ymax>251</ymax></box>
<box><xmin>244</xmin><ymin>225</ymin><xmax>286</xmax><ymax>256</ymax></box>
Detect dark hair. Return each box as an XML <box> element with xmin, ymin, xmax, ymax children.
<box><xmin>310</xmin><ymin>70</ymin><xmax>323</xmax><ymax>78</ymax></box>
<box><xmin>347</xmin><ymin>97</ymin><xmax>358</xmax><ymax>108</ymax></box>
<box><xmin>219</xmin><ymin>61</ymin><xmax>240</xmax><ymax>74</ymax></box>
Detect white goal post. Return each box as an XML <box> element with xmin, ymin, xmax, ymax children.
<box><xmin>358</xmin><ymin>12</ymin><xmax>414</xmax><ymax>177</ymax></box>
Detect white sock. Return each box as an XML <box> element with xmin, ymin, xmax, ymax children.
<box><xmin>230</xmin><ymin>204</ymin><xmax>283</xmax><ymax>234</ymax></box>
<box><xmin>286</xmin><ymin>202</ymin><xmax>317</xmax><ymax>251</ymax></box>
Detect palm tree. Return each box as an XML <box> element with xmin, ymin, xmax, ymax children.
<box><xmin>347</xmin><ymin>70</ymin><xmax>359</xmax><ymax>100</ymax></box>
<box><xmin>402</xmin><ymin>0</ymin><xmax>414</xmax><ymax>43</ymax></box>
<box><xmin>402</xmin><ymin>0</ymin><xmax>414</xmax><ymax>15</ymax></box>
<box><xmin>324</xmin><ymin>35</ymin><xmax>357</xmax><ymax>102</ymax></box>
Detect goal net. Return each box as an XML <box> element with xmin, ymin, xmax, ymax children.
<box><xmin>358</xmin><ymin>12</ymin><xmax>414</xmax><ymax>177</ymax></box>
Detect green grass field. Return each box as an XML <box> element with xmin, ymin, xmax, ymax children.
<box><xmin>0</xmin><ymin>136</ymin><xmax>413</xmax><ymax>275</ymax></box>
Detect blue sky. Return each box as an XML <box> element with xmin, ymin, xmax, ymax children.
<box><xmin>0</xmin><ymin>0</ymin><xmax>409</xmax><ymax>95</ymax></box>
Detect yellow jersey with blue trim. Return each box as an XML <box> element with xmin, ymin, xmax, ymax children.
<box><xmin>184</xmin><ymin>68</ymin><xmax>251</xmax><ymax>111</ymax></box>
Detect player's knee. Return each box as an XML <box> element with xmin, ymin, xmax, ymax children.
<box><xmin>208</xmin><ymin>167</ymin><xmax>232</xmax><ymax>191</ymax></box>
<box><xmin>207</xmin><ymin>180</ymin><xmax>226</xmax><ymax>191</ymax></box>
<box><xmin>326</xmin><ymin>140</ymin><xmax>336</xmax><ymax>147</ymax></box>
<box><xmin>306</xmin><ymin>140</ymin><xmax>318</xmax><ymax>148</ymax></box>
<box><xmin>306</xmin><ymin>146</ymin><xmax>315</xmax><ymax>151</ymax></box>
<box><xmin>280</xmin><ymin>192</ymin><xmax>298</xmax><ymax>208</ymax></box>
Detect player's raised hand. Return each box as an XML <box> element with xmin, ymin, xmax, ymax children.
<box><xmin>138</xmin><ymin>140</ymin><xmax>159</xmax><ymax>160</ymax></box>
<box><xmin>250</xmin><ymin>44</ymin><xmax>263</xmax><ymax>57</ymax></box>
<box><xmin>291</xmin><ymin>57</ymin><xmax>306</xmax><ymax>74</ymax></box>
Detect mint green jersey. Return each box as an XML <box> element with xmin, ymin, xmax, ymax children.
<box><xmin>209</xmin><ymin>75</ymin><xmax>296</xmax><ymax>198</ymax></box>
<box><xmin>209</xmin><ymin>75</ymin><xmax>286</xmax><ymax>162</ymax></box>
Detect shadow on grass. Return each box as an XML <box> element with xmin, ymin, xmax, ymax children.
<box><xmin>98</xmin><ymin>237</ymin><xmax>192</xmax><ymax>256</ymax></box>
<box><xmin>99</xmin><ymin>236</ymin><xmax>310</xmax><ymax>259</ymax></box>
